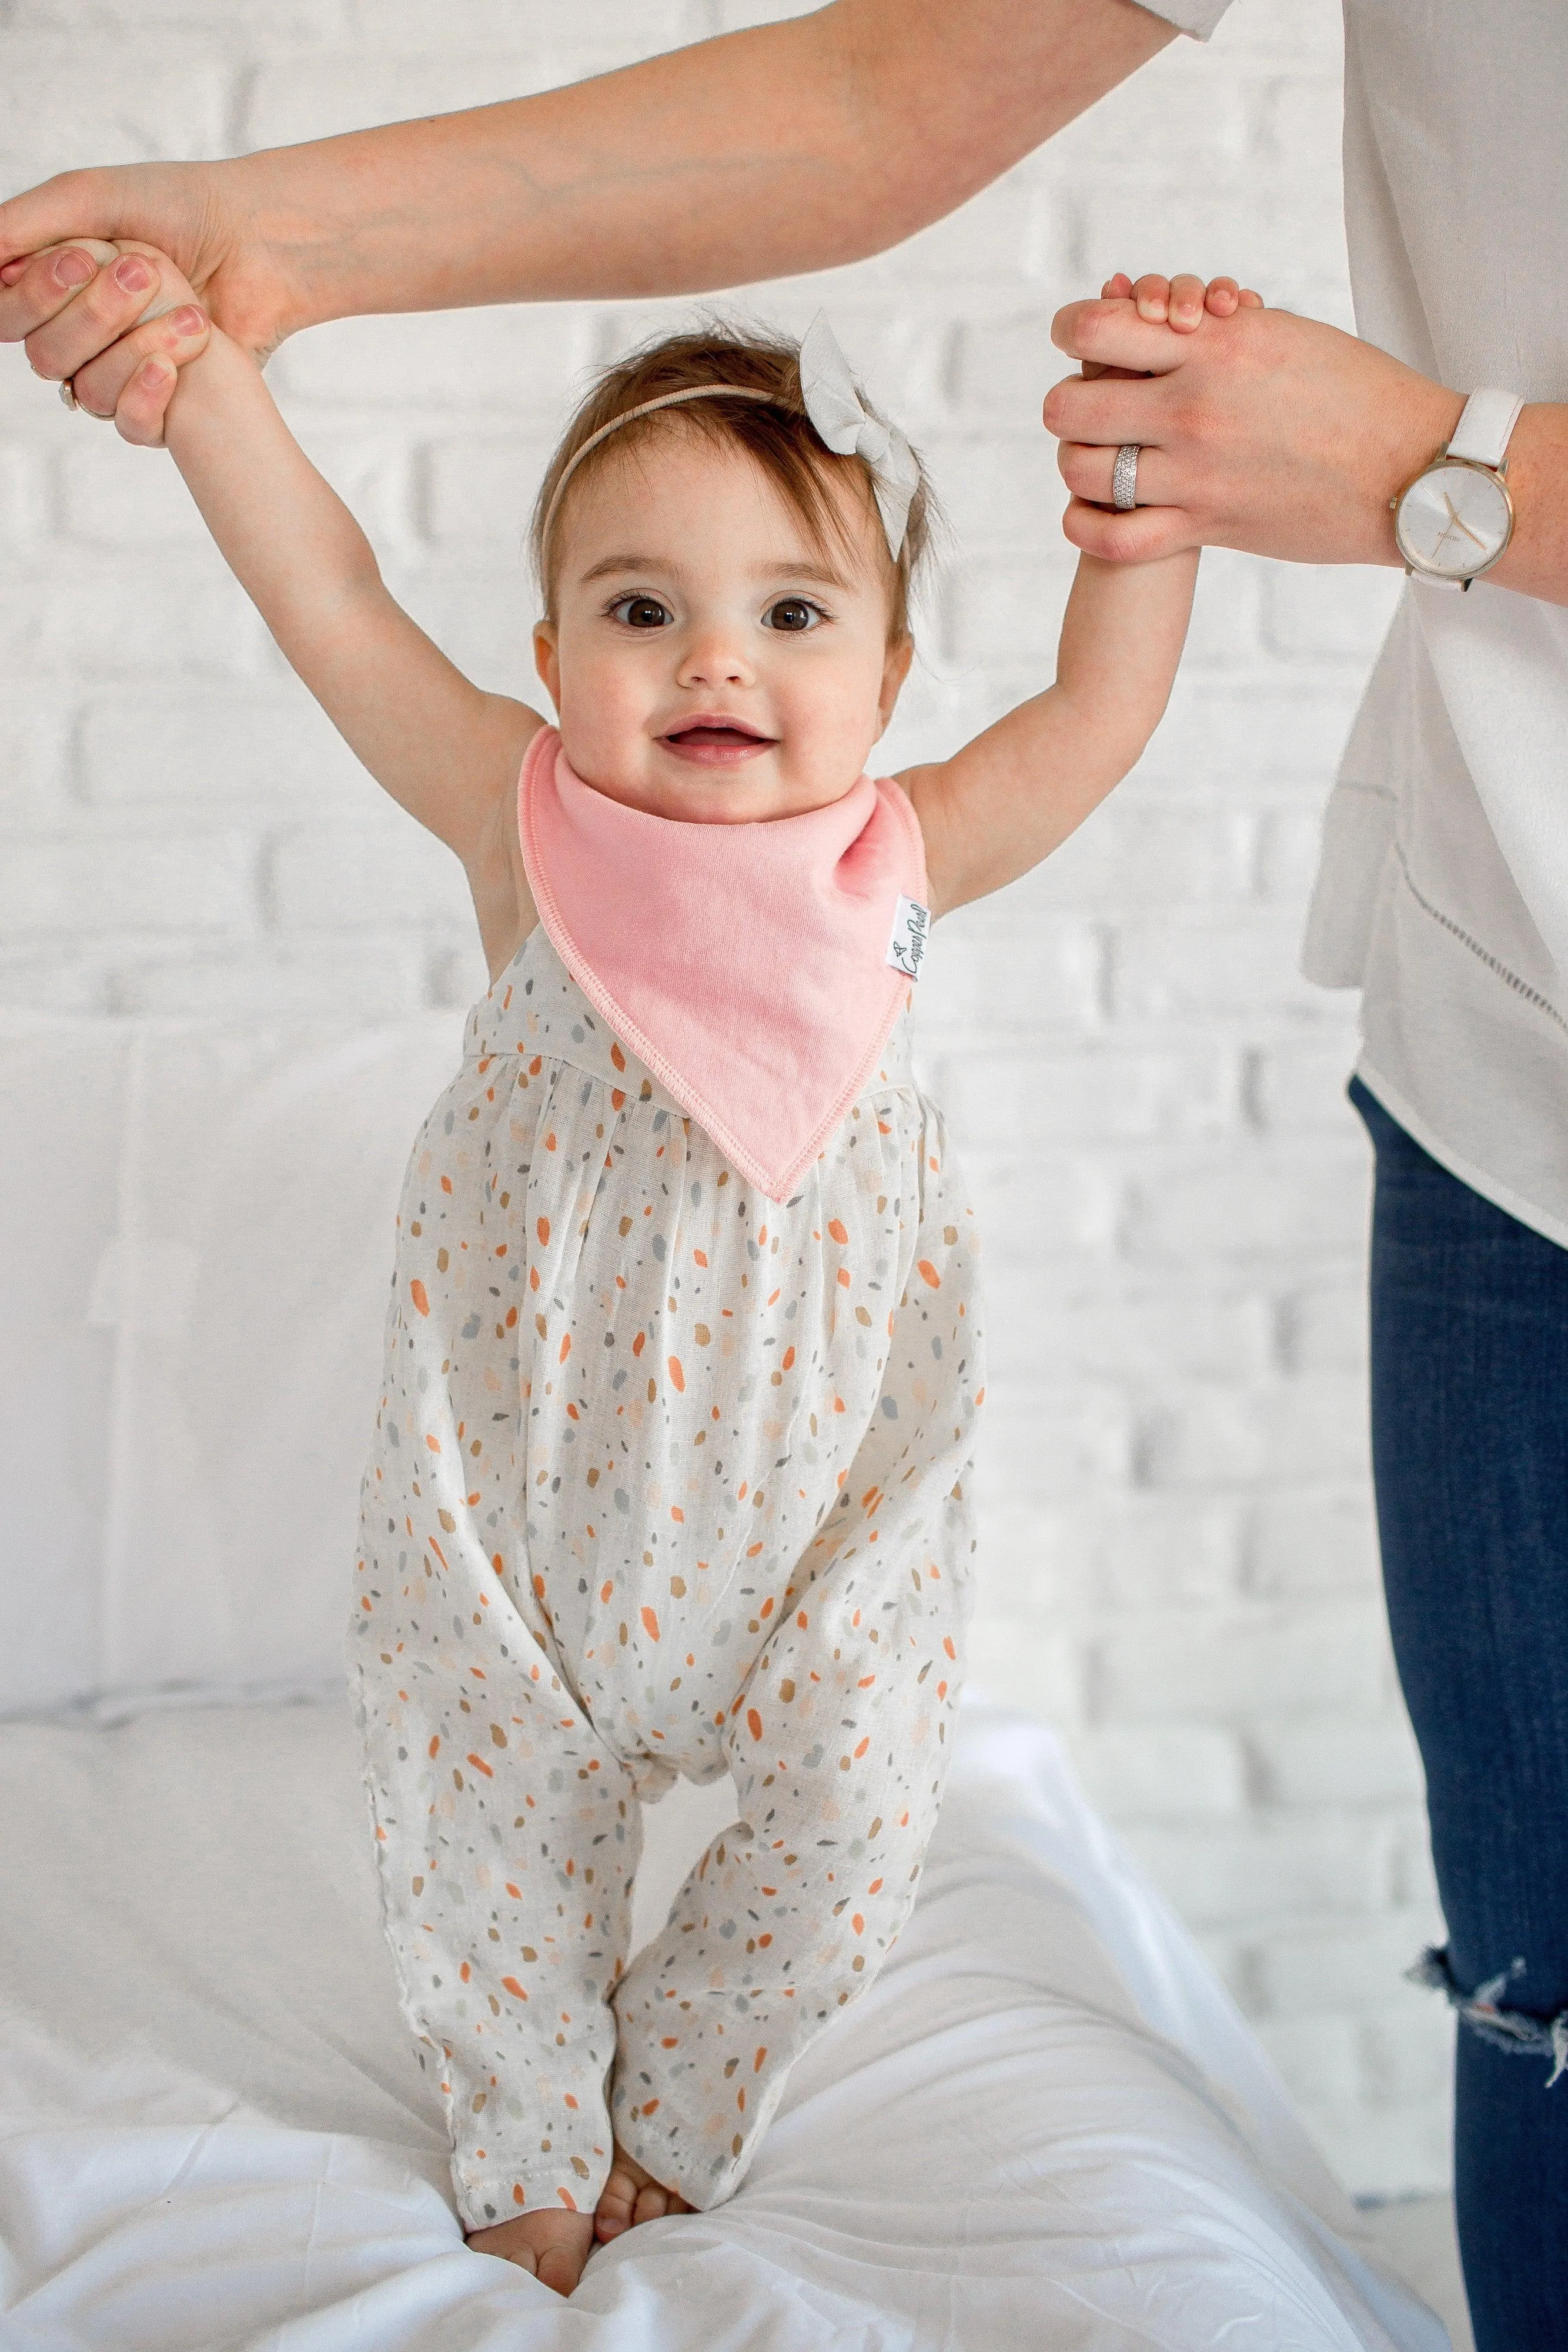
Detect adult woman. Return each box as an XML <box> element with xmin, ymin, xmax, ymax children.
<box><xmin>3</xmin><ymin>5</ymin><xmax>1564</xmax><ymax>2341</ymax></box>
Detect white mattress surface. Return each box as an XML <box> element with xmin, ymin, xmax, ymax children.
<box><xmin>0</xmin><ymin>1697</ymin><xmax>1443</xmax><ymax>2351</ymax></box>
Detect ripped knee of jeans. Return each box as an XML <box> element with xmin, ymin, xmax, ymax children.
<box><xmin>1409</xmin><ymin>1946</ymin><xmax>1568</xmax><ymax>2086</ymax></box>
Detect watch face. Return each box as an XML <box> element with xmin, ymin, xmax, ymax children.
<box><xmin>1395</xmin><ymin>458</ymin><xmax>1513</xmax><ymax>579</ymax></box>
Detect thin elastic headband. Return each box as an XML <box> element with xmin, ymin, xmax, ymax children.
<box><xmin>537</xmin><ymin>316</ymin><xmax>919</xmax><ymax>570</ymax></box>
<box><xmin>538</xmin><ymin>383</ymin><xmax>780</xmax><ymax>562</ymax></box>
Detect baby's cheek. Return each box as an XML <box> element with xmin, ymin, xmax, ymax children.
<box><xmin>774</xmin><ymin>668</ymin><xmax>886</xmax><ymax>802</ymax></box>
<box><xmin>554</xmin><ymin>667</ymin><xmax>655</xmax><ymax>799</ymax></box>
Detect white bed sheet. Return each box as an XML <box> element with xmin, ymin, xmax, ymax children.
<box><xmin>0</xmin><ymin>1696</ymin><xmax>1443</xmax><ymax>2351</ymax></box>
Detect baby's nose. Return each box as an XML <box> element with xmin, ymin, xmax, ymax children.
<box><xmin>678</xmin><ymin>631</ymin><xmax>753</xmax><ymax>687</ymax></box>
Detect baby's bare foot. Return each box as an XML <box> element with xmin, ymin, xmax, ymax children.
<box><xmin>467</xmin><ymin>2206</ymin><xmax>594</xmax><ymax>2296</ymax></box>
<box><xmin>593</xmin><ymin>2139</ymin><xmax>693</xmax><ymax>2243</ymax></box>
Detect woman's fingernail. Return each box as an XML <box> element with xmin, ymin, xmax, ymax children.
<box><xmin>170</xmin><ymin>305</ymin><xmax>206</xmax><ymax>336</ymax></box>
<box><xmin>139</xmin><ymin>358</ymin><xmax>173</xmax><ymax>390</ymax></box>
<box><xmin>54</xmin><ymin>249</ymin><xmax>97</xmax><ymax>289</ymax></box>
<box><xmin>114</xmin><ymin>255</ymin><xmax>155</xmax><ymax>293</ymax></box>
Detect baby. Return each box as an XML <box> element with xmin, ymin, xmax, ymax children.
<box><xmin>51</xmin><ymin>256</ymin><xmax>1197</xmax><ymax>2293</ymax></box>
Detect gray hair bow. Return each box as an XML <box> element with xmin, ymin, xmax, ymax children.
<box><xmin>798</xmin><ymin>312</ymin><xmax>920</xmax><ymax>560</ymax></box>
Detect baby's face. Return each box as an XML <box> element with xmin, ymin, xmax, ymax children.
<box><xmin>534</xmin><ymin>427</ymin><xmax>911</xmax><ymax>823</ymax></box>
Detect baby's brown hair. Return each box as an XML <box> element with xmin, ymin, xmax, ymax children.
<box><xmin>531</xmin><ymin>323</ymin><xmax>934</xmax><ymax>642</ymax></box>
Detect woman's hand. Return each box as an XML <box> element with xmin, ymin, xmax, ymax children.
<box><xmin>0</xmin><ymin>162</ymin><xmax>271</xmax><ymax>445</ymax></box>
<box><xmin>1046</xmin><ymin>289</ymin><xmax>1462</xmax><ymax>569</ymax></box>
<box><xmin>4</xmin><ymin>228</ymin><xmax>213</xmax><ymax>445</ymax></box>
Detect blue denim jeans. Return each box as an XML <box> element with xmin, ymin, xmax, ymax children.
<box><xmin>1352</xmin><ymin>1077</ymin><xmax>1568</xmax><ymax>2351</ymax></box>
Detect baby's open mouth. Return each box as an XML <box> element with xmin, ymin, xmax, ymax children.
<box><xmin>664</xmin><ymin>724</ymin><xmax>773</xmax><ymax>749</ymax></box>
<box><xmin>660</xmin><ymin>720</ymin><xmax>777</xmax><ymax>763</ymax></box>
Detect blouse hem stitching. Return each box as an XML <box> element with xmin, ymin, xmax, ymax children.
<box><xmin>1394</xmin><ymin>841</ymin><xmax>1568</xmax><ymax>1039</ymax></box>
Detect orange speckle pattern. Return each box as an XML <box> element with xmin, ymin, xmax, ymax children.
<box><xmin>352</xmin><ymin>930</ymin><xmax>980</xmax><ymax>2231</ymax></box>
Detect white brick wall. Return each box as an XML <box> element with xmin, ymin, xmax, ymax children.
<box><xmin>0</xmin><ymin>0</ymin><xmax>1450</xmax><ymax>2197</ymax></box>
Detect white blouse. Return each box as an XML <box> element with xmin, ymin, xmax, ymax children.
<box><xmin>1154</xmin><ymin>0</ymin><xmax>1568</xmax><ymax>1247</ymax></box>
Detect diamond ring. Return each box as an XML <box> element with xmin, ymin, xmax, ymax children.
<box><xmin>1112</xmin><ymin>443</ymin><xmax>1140</xmax><ymax>511</ymax></box>
<box><xmin>59</xmin><ymin>379</ymin><xmax>80</xmax><ymax>412</ymax></box>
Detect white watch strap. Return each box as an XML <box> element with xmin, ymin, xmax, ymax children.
<box><xmin>1447</xmin><ymin>387</ymin><xmax>1524</xmax><ymax>470</ymax></box>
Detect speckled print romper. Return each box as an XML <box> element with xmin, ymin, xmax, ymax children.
<box><xmin>352</xmin><ymin>926</ymin><xmax>982</xmax><ymax>2228</ymax></box>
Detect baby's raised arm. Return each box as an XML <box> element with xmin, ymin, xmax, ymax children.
<box><xmin>906</xmin><ymin>275</ymin><xmax>1261</xmax><ymax>916</ymax></box>
<box><xmin>128</xmin><ymin>253</ymin><xmax>541</xmax><ymax>971</ymax></box>
<box><xmin>905</xmin><ymin>542</ymin><xmax>1198</xmax><ymax>917</ymax></box>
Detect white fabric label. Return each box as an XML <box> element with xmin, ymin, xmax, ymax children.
<box><xmin>886</xmin><ymin>894</ymin><xmax>930</xmax><ymax>982</ymax></box>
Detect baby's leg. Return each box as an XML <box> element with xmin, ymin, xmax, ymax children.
<box><xmin>355</xmin><ymin>1598</ymin><xmax>644</xmax><ymax>2254</ymax></box>
<box><xmin>601</xmin><ymin>1125</ymin><xmax>980</xmax><ymax>2214</ymax></box>
<box><xmin>608</xmin><ymin>1517</ymin><xmax>969</xmax><ymax>2210</ymax></box>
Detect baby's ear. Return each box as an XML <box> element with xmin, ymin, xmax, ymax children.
<box><xmin>532</xmin><ymin>622</ymin><xmax>561</xmax><ymax>714</ymax></box>
<box><xmin>877</xmin><ymin>634</ymin><xmax>914</xmax><ymax>732</ymax></box>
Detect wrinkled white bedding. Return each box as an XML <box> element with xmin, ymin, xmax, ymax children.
<box><xmin>0</xmin><ymin>1697</ymin><xmax>1444</xmax><ymax>2351</ymax></box>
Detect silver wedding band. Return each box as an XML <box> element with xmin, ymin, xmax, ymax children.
<box><xmin>1112</xmin><ymin>443</ymin><xmax>1141</xmax><ymax>511</ymax></box>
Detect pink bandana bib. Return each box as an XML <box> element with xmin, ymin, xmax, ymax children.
<box><xmin>517</xmin><ymin>727</ymin><xmax>927</xmax><ymax>1200</ymax></box>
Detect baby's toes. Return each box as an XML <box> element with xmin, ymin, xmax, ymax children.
<box><xmin>594</xmin><ymin>2150</ymin><xmax>643</xmax><ymax>2241</ymax></box>
<box><xmin>594</xmin><ymin>2141</ymin><xmax>690</xmax><ymax>2241</ymax></box>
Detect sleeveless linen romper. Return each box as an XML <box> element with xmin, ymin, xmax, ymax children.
<box><xmin>352</xmin><ymin>924</ymin><xmax>982</xmax><ymax>2225</ymax></box>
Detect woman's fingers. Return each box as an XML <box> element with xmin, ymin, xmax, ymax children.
<box><xmin>1056</xmin><ymin>437</ymin><xmax>1173</xmax><ymax>509</ymax></box>
<box><xmin>1049</xmin><ymin>299</ymin><xmax>1196</xmax><ymax>378</ymax></box>
<box><xmin>69</xmin><ymin>300</ymin><xmax>209</xmax><ymax>438</ymax></box>
<box><xmin>1042</xmin><ymin>362</ymin><xmax>1172</xmax><ymax>447</ymax></box>
<box><xmin>22</xmin><ymin>246</ymin><xmax>172</xmax><ymax>386</ymax></box>
<box><xmin>109</xmin><ymin>350</ymin><xmax>180</xmax><ymax>446</ymax></box>
<box><xmin>1061</xmin><ymin>493</ymin><xmax>1194</xmax><ymax>563</ymax></box>
<box><xmin>0</xmin><ymin>239</ymin><xmax>121</xmax><ymax>346</ymax></box>
<box><xmin>11</xmin><ymin>236</ymin><xmax>209</xmax><ymax>446</ymax></box>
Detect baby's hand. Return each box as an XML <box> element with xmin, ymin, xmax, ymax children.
<box><xmin>1100</xmin><ymin>270</ymin><xmax>1265</xmax><ymax>333</ymax></box>
<box><xmin>9</xmin><ymin>239</ymin><xmax>208</xmax><ymax>444</ymax></box>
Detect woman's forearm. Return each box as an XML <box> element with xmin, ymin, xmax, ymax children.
<box><xmin>1</xmin><ymin>0</ymin><xmax>1172</xmax><ymax>361</ymax></box>
<box><xmin>1486</xmin><ymin>403</ymin><xmax>1568</xmax><ymax>606</ymax></box>
<box><xmin>222</xmin><ymin>0</ymin><xmax>1171</xmax><ymax>332</ymax></box>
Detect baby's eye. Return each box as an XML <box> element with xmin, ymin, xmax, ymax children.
<box><xmin>763</xmin><ymin>597</ymin><xmax>824</xmax><ymax>634</ymax></box>
<box><xmin>610</xmin><ymin>595</ymin><xmax>674</xmax><ymax>630</ymax></box>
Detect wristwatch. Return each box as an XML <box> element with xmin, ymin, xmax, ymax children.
<box><xmin>1390</xmin><ymin>387</ymin><xmax>1523</xmax><ymax>590</ymax></box>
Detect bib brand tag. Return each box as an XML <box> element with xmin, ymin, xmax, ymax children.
<box><xmin>886</xmin><ymin>894</ymin><xmax>930</xmax><ymax>982</ymax></box>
